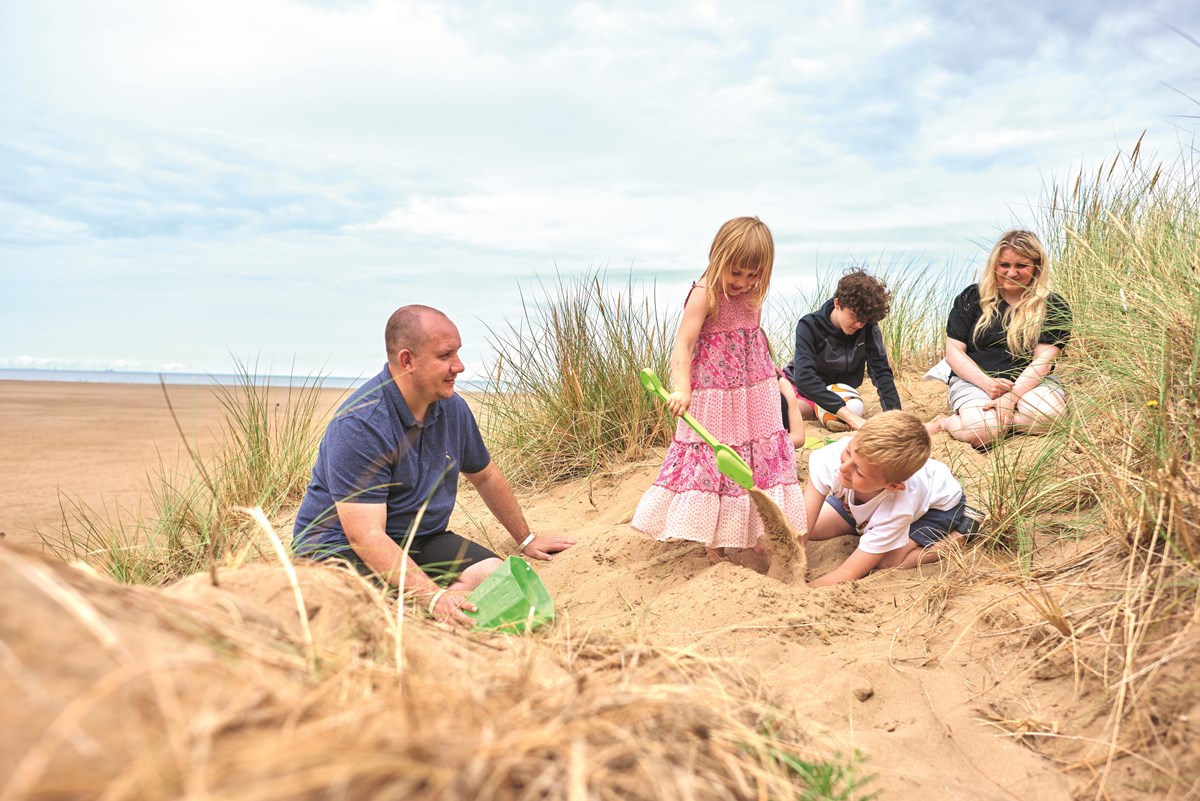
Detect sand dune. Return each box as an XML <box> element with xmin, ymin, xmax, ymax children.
<box><xmin>0</xmin><ymin>378</ymin><xmax>1166</xmax><ymax>798</ymax></box>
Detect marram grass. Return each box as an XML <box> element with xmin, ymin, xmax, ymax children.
<box><xmin>41</xmin><ymin>362</ymin><xmax>334</xmax><ymax>585</ymax></box>
<box><xmin>479</xmin><ymin>270</ymin><xmax>676</xmax><ymax>488</ymax></box>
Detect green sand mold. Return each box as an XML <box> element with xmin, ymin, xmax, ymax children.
<box><xmin>463</xmin><ymin>556</ymin><xmax>555</xmax><ymax>632</ymax></box>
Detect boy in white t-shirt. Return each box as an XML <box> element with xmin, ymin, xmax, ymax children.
<box><xmin>805</xmin><ymin>410</ymin><xmax>979</xmax><ymax>587</ymax></box>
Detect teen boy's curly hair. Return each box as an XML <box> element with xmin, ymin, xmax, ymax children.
<box><xmin>835</xmin><ymin>269</ymin><xmax>891</xmax><ymax>325</ymax></box>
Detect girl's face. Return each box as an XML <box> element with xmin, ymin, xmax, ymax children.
<box><xmin>995</xmin><ymin>247</ymin><xmax>1038</xmax><ymax>294</ymax></box>
<box><xmin>724</xmin><ymin>263</ymin><xmax>761</xmax><ymax>296</ymax></box>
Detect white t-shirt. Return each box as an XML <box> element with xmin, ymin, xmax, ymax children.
<box><xmin>808</xmin><ymin>438</ymin><xmax>963</xmax><ymax>554</ymax></box>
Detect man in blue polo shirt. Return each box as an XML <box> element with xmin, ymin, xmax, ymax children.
<box><xmin>293</xmin><ymin>304</ymin><xmax>574</xmax><ymax>627</ymax></box>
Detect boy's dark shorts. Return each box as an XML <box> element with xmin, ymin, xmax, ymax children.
<box><xmin>323</xmin><ymin>530</ymin><xmax>500</xmax><ymax>586</ymax></box>
<box><xmin>826</xmin><ymin>493</ymin><xmax>980</xmax><ymax>549</ymax></box>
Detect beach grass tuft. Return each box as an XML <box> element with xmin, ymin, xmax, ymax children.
<box><xmin>1004</xmin><ymin>137</ymin><xmax>1200</xmax><ymax>791</ymax></box>
<box><xmin>478</xmin><ymin>270</ymin><xmax>677</xmax><ymax>487</ymax></box>
<box><xmin>5</xmin><ymin>545</ymin><xmax>871</xmax><ymax>801</ymax></box>
<box><xmin>41</xmin><ymin>362</ymin><xmax>332</xmax><ymax>585</ymax></box>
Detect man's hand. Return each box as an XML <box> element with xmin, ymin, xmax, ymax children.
<box><xmin>521</xmin><ymin>535</ymin><xmax>576</xmax><ymax>561</ymax></box>
<box><xmin>429</xmin><ymin>589</ymin><xmax>477</xmax><ymax>628</ymax></box>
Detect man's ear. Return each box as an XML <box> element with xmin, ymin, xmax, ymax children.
<box><xmin>395</xmin><ymin>348</ymin><xmax>415</xmax><ymax>371</ymax></box>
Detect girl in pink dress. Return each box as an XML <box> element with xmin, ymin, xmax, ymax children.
<box><xmin>633</xmin><ymin>217</ymin><xmax>806</xmax><ymax>558</ymax></box>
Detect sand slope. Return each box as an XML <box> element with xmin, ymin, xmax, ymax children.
<box><xmin>494</xmin><ymin>466</ymin><xmax>1075</xmax><ymax>800</ymax></box>
<box><xmin>1</xmin><ymin>378</ymin><xmax>1157</xmax><ymax>798</ymax></box>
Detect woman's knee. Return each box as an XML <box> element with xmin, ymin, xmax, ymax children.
<box><xmin>949</xmin><ymin>425</ymin><xmax>1001</xmax><ymax>448</ymax></box>
<box><xmin>1017</xmin><ymin>388</ymin><xmax>1067</xmax><ymax>431</ymax></box>
<box><xmin>946</xmin><ymin>406</ymin><xmax>1003</xmax><ymax>446</ymax></box>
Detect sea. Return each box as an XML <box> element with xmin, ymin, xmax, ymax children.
<box><xmin>0</xmin><ymin>368</ymin><xmax>489</xmax><ymax>392</ymax></box>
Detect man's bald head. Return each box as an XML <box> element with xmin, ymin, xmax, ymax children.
<box><xmin>385</xmin><ymin>305</ymin><xmax>449</xmax><ymax>363</ymax></box>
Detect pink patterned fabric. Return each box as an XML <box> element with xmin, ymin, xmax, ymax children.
<box><xmin>632</xmin><ymin>286</ymin><xmax>806</xmax><ymax>549</ymax></box>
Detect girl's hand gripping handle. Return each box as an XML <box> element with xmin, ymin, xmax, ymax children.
<box><xmin>639</xmin><ymin>369</ymin><xmax>755</xmax><ymax>490</ymax></box>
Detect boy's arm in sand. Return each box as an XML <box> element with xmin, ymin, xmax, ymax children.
<box><xmin>335</xmin><ymin>501</ymin><xmax>440</xmax><ymax>598</ymax></box>
<box><xmin>836</xmin><ymin>406</ymin><xmax>868</xmax><ymax>430</ymax></box>
<box><xmin>667</xmin><ymin>287</ymin><xmax>709</xmax><ymax>415</ymax></box>
<box><xmin>465</xmin><ymin>461</ymin><xmax>575</xmax><ymax>561</ymax></box>
<box><xmin>802</xmin><ymin>479</ymin><xmax>826</xmax><ymax>544</ymax></box>
<box><xmin>810</xmin><ymin>548</ymin><xmax>886</xmax><ymax>587</ymax></box>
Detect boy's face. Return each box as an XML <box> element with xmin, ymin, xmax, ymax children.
<box><xmin>830</xmin><ymin>299</ymin><xmax>866</xmax><ymax>335</ymax></box>
<box><xmin>838</xmin><ymin>439</ymin><xmax>900</xmax><ymax>494</ymax></box>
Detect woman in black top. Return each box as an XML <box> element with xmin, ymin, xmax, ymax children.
<box><xmin>927</xmin><ymin>229</ymin><xmax>1071</xmax><ymax>447</ymax></box>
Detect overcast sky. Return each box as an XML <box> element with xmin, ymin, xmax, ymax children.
<box><xmin>3</xmin><ymin>1</ymin><xmax>1198</xmax><ymax>379</ymax></box>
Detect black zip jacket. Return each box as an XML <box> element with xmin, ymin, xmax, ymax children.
<box><xmin>781</xmin><ymin>298</ymin><xmax>902</xmax><ymax>414</ymax></box>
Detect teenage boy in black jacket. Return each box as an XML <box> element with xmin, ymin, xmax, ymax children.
<box><xmin>780</xmin><ymin>270</ymin><xmax>902</xmax><ymax>437</ymax></box>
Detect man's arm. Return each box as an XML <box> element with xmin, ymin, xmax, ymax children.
<box><xmin>464</xmin><ymin>461</ymin><xmax>575</xmax><ymax>560</ymax></box>
<box><xmin>809</xmin><ymin>548</ymin><xmax>886</xmax><ymax>587</ymax></box>
<box><xmin>335</xmin><ymin>501</ymin><xmax>473</xmax><ymax>626</ymax></box>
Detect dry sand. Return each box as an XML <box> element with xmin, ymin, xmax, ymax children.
<box><xmin>1</xmin><ymin>377</ymin><xmax>1157</xmax><ymax>799</ymax></box>
<box><xmin>0</xmin><ymin>380</ymin><xmax>347</xmax><ymax>548</ymax></box>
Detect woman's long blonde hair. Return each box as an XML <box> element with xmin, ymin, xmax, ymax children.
<box><xmin>701</xmin><ymin>216</ymin><xmax>774</xmax><ymax>316</ymax></box>
<box><xmin>973</xmin><ymin>229</ymin><xmax>1052</xmax><ymax>356</ymax></box>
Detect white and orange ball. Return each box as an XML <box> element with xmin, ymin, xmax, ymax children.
<box><xmin>814</xmin><ymin>383</ymin><xmax>864</xmax><ymax>427</ymax></box>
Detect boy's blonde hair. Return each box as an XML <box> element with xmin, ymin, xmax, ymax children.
<box><xmin>853</xmin><ymin>411</ymin><xmax>932</xmax><ymax>484</ymax></box>
<box><xmin>702</xmin><ymin>216</ymin><xmax>774</xmax><ymax>316</ymax></box>
<box><xmin>974</xmin><ymin>229</ymin><xmax>1052</xmax><ymax>356</ymax></box>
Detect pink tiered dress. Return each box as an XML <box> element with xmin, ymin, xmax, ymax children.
<box><xmin>632</xmin><ymin>286</ymin><xmax>806</xmax><ymax>549</ymax></box>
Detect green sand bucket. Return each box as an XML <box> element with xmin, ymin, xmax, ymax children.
<box><xmin>463</xmin><ymin>556</ymin><xmax>555</xmax><ymax>632</ymax></box>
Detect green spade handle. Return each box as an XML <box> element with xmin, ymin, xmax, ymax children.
<box><xmin>639</xmin><ymin>368</ymin><xmax>755</xmax><ymax>490</ymax></box>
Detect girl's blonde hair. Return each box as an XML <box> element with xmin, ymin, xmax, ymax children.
<box><xmin>702</xmin><ymin>216</ymin><xmax>775</xmax><ymax>315</ymax></box>
<box><xmin>973</xmin><ymin>229</ymin><xmax>1052</xmax><ymax>356</ymax></box>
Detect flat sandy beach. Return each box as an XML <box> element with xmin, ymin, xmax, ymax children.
<box><xmin>0</xmin><ymin>380</ymin><xmax>347</xmax><ymax>548</ymax></box>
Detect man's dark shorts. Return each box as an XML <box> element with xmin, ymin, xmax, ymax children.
<box><xmin>323</xmin><ymin>530</ymin><xmax>499</xmax><ymax>586</ymax></box>
<box><xmin>826</xmin><ymin>493</ymin><xmax>975</xmax><ymax>549</ymax></box>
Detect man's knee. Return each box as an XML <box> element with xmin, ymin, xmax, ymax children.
<box><xmin>452</xmin><ymin>556</ymin><xmax>504</xmax><ymax>590</ymax></box>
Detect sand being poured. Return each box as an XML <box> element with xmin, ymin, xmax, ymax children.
<box><xmin>749</xmin><ymin>486</ymin><xmax>808</xmax><ymax>585</ymax></box>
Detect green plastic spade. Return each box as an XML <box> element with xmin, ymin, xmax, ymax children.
<box><xmin>639</xmin><ymin>368</ymin><xmax>755</xmax><ymax>490</ymax></box>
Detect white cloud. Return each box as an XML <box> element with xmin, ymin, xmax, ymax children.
<box><xmin>2</xmin><ymin>0</ymin><xmax>1199</xmax><ymax>374</ymax></box>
